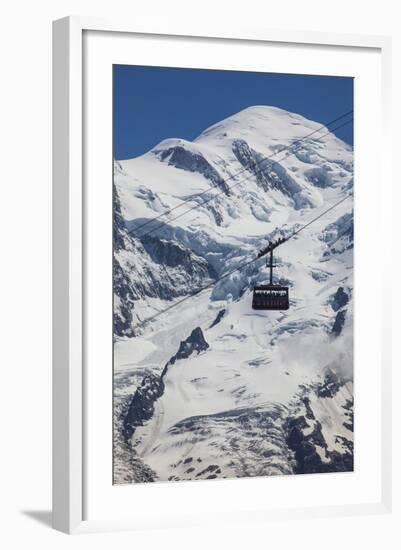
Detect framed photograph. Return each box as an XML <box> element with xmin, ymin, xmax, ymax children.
<box><xmin>53</xmin><ymin>17</ymin><xmax>392</xmax><ymax>534</ymax></box>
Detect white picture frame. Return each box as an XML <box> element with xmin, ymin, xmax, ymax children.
<box><xmin>52</xmin><ymin>16</ymin><xmax>392</xmax><ymax>534</ymax></box>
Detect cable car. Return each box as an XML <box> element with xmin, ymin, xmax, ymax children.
<box><xmin>252</xmin><ymin>285</ymin><xmax>289</xmax><ymax>310</ymax></box>
<box><xmin>252</xmin><ymin>241</ymin><xmax>289</xmax><ymax>311</ymax></box>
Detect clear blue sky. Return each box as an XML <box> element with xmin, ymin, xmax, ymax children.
<box><xmin>113</xmin><ymin>65</ymin><xmax>353</xmax><ymax>160</ymax></box>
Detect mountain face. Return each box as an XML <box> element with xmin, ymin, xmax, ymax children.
<box><xmin>113</xmin><ymin>106</ymin><xmax>354</xmax><ymax>484</ymax></box>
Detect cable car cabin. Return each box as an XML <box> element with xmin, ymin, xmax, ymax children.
<box><xmin>252</xmin><ymin>285</ymin><xmax>289</xmax><ymax>311</ymax></box>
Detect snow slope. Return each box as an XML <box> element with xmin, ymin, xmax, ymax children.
<box><xmin>113</xmin><ymin>106</ymin><xmax>353</xmax><ymax>483</ymax></box>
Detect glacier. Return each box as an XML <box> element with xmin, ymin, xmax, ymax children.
<box><xmin>113</xmin><ymin>105</ymin><xmax>353</xmax><ymax>483</ymax></box>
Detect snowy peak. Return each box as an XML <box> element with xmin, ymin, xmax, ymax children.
<box><xmin>117</xmin><ymin>105</ymin><xmax>353</xmax><ymax>233</ymax></box>
<box><xmin>195</xmin><ymin>105</ymin><xmax>349</xmax><ymax>153</ymax></box>
<box><xmin>197</xmin><ymin>105</ymin><xmax>320</xmax><ymax>143</ymax></box>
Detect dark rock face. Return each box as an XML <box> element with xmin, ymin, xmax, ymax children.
<box><xmin>329</xmin><ymin>287</ymin><xmax>349</xmax><ymax>337</ymax></box>
<box><xmin>113</xmin><ymin>261</ymin><xmax>136</xmax><ymax>337</ymax></box>
<box><xmin>113</xmin><ymin>182</ymin><xmax>126</xmax><ymax>252</ymax></box>
<box><xmin>113</xmin><ymin>375</ymin><xmax>158</xmax><ymax>483</ymax></box>
<box><xmin>286</xmin><ymin>415</ymin><xmax>325</xmax><ymax>474</ymax></box>
<box><xmin>130</xmin><ymin>237</ymin><xmax>217</xmax><ymax>303</ymax></box>
<box><xmin>232</xmin><ymin>139</ymin><xmax>308</xmax><ymax>207</ymax></box>
<box><xmin>286</xmin><ymin>414</ymin><xmax>353</xmax><ymax>474</ymax></box>
<box><xmin>342</xmin><ymin>398</ymin><xmax>354</xmax><ymax>433</ymax></box>
<box><xmin>127</xmin><ymin>237</ymin><xmax>217</xmax><ymax>303</ymax></box>
<box><xmin>209</xmin><ymin>309</ymin><xmax>226</xmax><ymax>329</ymax></box>
<box><xmin>331</xmin><ymin>286</ymin><xmax>349</xmax><ymax>312</ymax></box>
<box><xmin>141</xmin><ymin>235</ymin><xmax>217</xmax><ymax>280</ymax></box>
<box><xmin>316</xmin><ymin>369</ymin><xmax>342</xmax><ymax>398</ymax></box>
<box><xmin>113</xmin><ymin>182</ymin><xmax>136</xmax><ymax>337</ymax></box>
<box><xmin>286</xmin><ymin>380</ymin><xmax>354</xmax><ymax>474</ymax></box>
<box><xmin>163</xmin><ymin>327</ymin><xmax>209</xmax><ymax>375</ymax></box>
<box><xmin>332</xmin><ymin>310</ymin><xmax>347</xmax><ymax>336</ymax></box>
<box><xmin>156</xmin><ymin>145</ymin><xmax>230</xmax><ymax>194</ymax></box>
<box><xmin>123</xmin><ymin>374</ymin><xmax>165</xmax><ymax>441</ymax></box>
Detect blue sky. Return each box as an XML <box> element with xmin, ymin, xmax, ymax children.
<box><xmin>113</xmin><ymin>65</ymin><xmax>353</xmax><ymax>160</ymax></box>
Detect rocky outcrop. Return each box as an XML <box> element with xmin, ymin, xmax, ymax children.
<box><xmin>163</xmin><ymin>327</ymin><xmax>209</xmax><ymax>375</ymax></box>
<box><xmin>286</xmin><ymin>409</ymin><xmax>353</xmax><ymax>474</ymax></box>
<box><xmin>232</xmin><ymin>139</ymin><xmax>310</xmax><ymax>208</ymax></box>
<box><xmin>331</xmin><ymin>286</ymin><xmax>349</xmax><ymax>311</ymax></box>
<box><xmin>329</xmin><ymin>286</ymin><xmax>350</xmax><ymax>336</ymax></box>
<box><xmin>209</xmin><ymin>309</ymin><xmax>226</xmax><ymax>329</ymax></box>
<box><xmin>113</xmin><ymin>261</ymin><xmax>136</xmax><ymax>337</ymax></box>
<box><xmin>332</xmin><ymin>310</ymin><xmax>347</xmax><ymax>336</ymax></box>
<box><xmin>123</xmin><ymin>374</ymin><xmax>165</xmax><ymax>441</ymax></box>
<box><xmin>113</xmin><ymin>182</ymin><xmax>136</xmax><ymax>337</ymax></box>
<box><xmin>140</xmin><ymin>235</ymin><xmax>217</xmax><ymax>281</ymax></box>
<box><xmin>123</xmin><ymin>327</ymin><xmax>209</xmax><ymax>444</ymax></box>
<box><xmin>285</xmin><ymin>373</ymin><xmax>353</xmax><ymax>474</ymax></box>
<box><xmin>113</xmin><ymin>380</ymin><xmax>158</xmax><ymax>483</ymax></box>
<box><xmin>155</xmin><ymin>145</ymin><xmax>230</xmax><ymax>194</ymax></box>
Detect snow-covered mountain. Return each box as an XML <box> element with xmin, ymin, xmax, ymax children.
<box><xmin>113</xmin><ymin>105</ymin><xmax>353</xmax><ymax>484</ymax></box>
